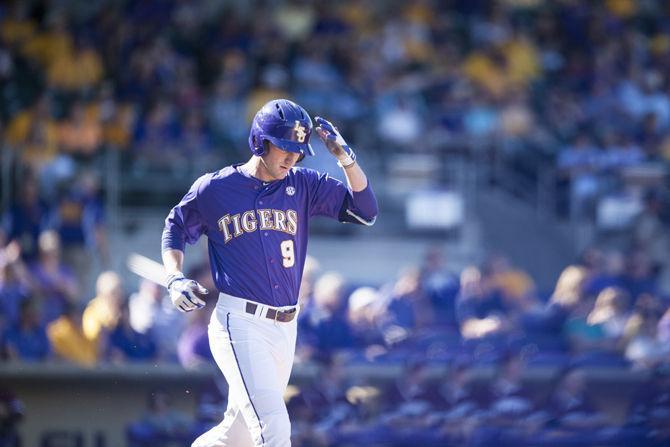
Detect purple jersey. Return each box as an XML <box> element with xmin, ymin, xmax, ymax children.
<box><xmin>162</xmin><ymin>164</ymin><xmax>377</xmax><ymax>307</ymax></box>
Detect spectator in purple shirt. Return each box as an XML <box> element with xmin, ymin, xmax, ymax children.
<box><xmin>0</xmin><ymin>254</ymin><xmax>31</xmax><ymax>334</ymax></box>
<box><xmin>304</xmin><ymin>272</ymin><xmax>354</xmax><ymax>354</ymax></box>
<box><xmin>107</xmin><ymin>303</ymin><xmax>157</xmax><ymax>363</ymax></box>
<box><xmin>52</xmin><ymin>172</ymin><xmax>108</xmax><ymax>295</ymax></box>
<box><xmin>1</xmin><ymin>174</ymin><xmax>50</xmax><ymax>262</ymax></box>
<box><xmin>3</xmin><ymin>299</ymin><xmax>50</xmax><ymax>362</ymax></box>
<box><xmin>176</xmin><ymin>306</ymin><xmax>213</xmax><ymax>369</ymax></box>
<box><xmin>175</xmin><ymin>265</ymin><xmax>216</xmax><ymax>368</ymax></box>
<box><xmin>29</xmin><ymin>230</ymin><xmax>79</xmax><ymax>324</ymax></box>
<box><xmin>0</xmin><ymin>387</ymin><xmax>24</xmax><ymax>447</ymax></box>
<box><xmin>346</xmin><ymin>286</ymin><xmax>385</xmax><ymax>349</ymax></box>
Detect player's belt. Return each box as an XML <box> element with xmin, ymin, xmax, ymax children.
<box><xmin>245</xmin><ymin>302</ymin><xmax>297</xmax><ymax>323</ymax></box>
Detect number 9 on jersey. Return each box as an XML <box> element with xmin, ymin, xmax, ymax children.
<box><xmin>280</xmin><ymin>240</ymin><xmax>295</xmax><ymax>268</ymax></box>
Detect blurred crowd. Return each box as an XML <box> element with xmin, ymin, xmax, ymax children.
<box><xmin>2</xmin><ymin>233</ymin><xmax>670</xmax><ymax>445</ymax></box>
<box><xmin>1</xmin><ymin>0</ymin><xmax>670</xmax><ymax>212</ymax></box>
<box><xmin>2</xmin><ymin>0</ymin><xmax>670</xmax><ymax>445</ymax></box>
<box><xmin>285</xmin><ymin>248</ymin><xmax>670</xmax><ymax>445</ymax></box>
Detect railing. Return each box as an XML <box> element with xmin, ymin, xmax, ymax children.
<box><xmin>1</xmin><ymin>144</ymin><xmax>15</xmax><ymax>213</ymax></box>
<box><xmin>0</xmin><ymin>358</ymin><xmax>650</xmax><ymax>385</ymax></box>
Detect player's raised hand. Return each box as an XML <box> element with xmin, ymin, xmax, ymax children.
<box><xmin>167</xmin><ymin>272</ymin><xmax>208</xmax><ymax>312</ymax></box>
<box><xmin>314</xmin><ymin>116</ymin><xmax>356</xmax><ymax>167</ymax></box>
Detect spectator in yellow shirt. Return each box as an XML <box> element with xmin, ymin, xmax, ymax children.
<box><xmin>0</xmin><ymin>10</ymin><xmax>36</xmax><ymax>47</ymax></box>
<box><xmin>47</xmin><ymin>37</ymin><xmax>103</xmax><ymax>92</ymax></box>
<box><xmin>5</xmin><ymin>95</ymin><xmax>58</xmax><ymax>161</ymax></box>
<box><xmin>58</xmin><ymin>101</ymin><xmax>103</xmax><ymax>156</ymax></box>
<box><xmin>82</xmin><ymin>271</ymin><xmax>124</xmax><ymax>354</ymax></box>
<box><xmin>21</xmin><ymin>15</ymin><xmax>72</xmax><ymax>69</ymax></box>
<box><xmin>47</xmin><ymin>303</ymin><xmax>97</xmax><ymax>367</ymax></box>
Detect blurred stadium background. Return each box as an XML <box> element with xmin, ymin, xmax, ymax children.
<box><xmin>1</xmin><ymin>0</ymin><xmax>670</xmax><ymax>446</ymax></box>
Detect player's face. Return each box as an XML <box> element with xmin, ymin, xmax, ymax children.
<box><xmin>259</xmin><ymin>143</ymin><xmax>301</xmax><ymax>181</ymax></box>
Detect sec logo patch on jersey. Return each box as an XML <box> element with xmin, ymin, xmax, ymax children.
<box><xmin>286</xmin><ymin>186</ymin><xmax>296</xmax><ymax>196</ymax></box>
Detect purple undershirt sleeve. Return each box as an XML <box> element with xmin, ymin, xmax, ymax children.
<box><xmin>340</xmin><ymin>181</ymin><xmax>378</xmax><ymax>225</ymax></box>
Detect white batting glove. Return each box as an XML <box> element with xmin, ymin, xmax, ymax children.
<box><xmin>167</xmin><ymin>272</ymin><xmax>208</xmax><ymax>312</ymax></box>
<box><xmin>314</xmin><ymin>116</ymin><xmax>357</xmax><ymax>168</ymax></box>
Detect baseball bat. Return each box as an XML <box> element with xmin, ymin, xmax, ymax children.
<box><xmin>126</xmin><ymin>252</ymin><xmax>167</xmax><ymax>286</ymax></box>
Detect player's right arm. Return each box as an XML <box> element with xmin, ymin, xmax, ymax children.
<box><xmin>161</xmin><ymin>175</ymin><xmax>210</xmax><ymax>312</ymax></box>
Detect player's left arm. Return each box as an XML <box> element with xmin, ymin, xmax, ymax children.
<box><xmin>315</xmin><ymin>117</ymin><xmax>378</xmax><ymax>225</ymax></box>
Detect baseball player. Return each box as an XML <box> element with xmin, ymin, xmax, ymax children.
<box><xmin>161</xmin><ymin>99</ymin><xmax>378</xmax><ymax>446</ymax></box>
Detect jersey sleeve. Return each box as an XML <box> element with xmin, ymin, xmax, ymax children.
<box><xmin>306</xmin><ymin>169</ymin><xmax>378</xmax><ymax>225</ymax></box>
<box><xmin>307</xmin><ymin>170</ymin><xmax>349</xmax><ymax>219</ymax></box>
<box><xmin>338</xmin><ymin>180</ymin><xmax>378</xmax><ymax>226</ymax></box>
<box><xmin>161</xmin><ymin>175</ymin><xmax>208</xmax><ymax>252</ymax></box>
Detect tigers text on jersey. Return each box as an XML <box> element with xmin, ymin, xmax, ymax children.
<box><xmin>162</xmin><ymin>164</ymin><xmax>377</xmax><ymax>307</ymax></box>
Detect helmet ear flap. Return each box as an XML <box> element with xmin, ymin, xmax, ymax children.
<box><xmin>252</xmin><ymin>135</ymin><xmax>266</xmax><ymax>155</ymax></box>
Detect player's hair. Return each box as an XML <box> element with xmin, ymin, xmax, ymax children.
<box><xmin>587</xmin><ymin>287</ymin><xmax>629</xmax><ymax>325</ymax></box>
<box><xmin>549</xmin><ymin>265</ymin><xmax>588</xmax><ymax>308</ymax></box>
<box><xmin>96</xmin><ymin>271</ymin><xmax>122</xmax><ymax>297</ymax></box>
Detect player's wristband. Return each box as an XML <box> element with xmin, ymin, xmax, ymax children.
<box><xmin>337</xmin><ymin>156</ymin><xmax>356</xmax><ymax>168</ymax></box>
<box><xmin>166</xmin><ymin>272</ymin><xmax>185</xmax><ymax>289</ymax></box>
<box><xmin>337</xmin><ymin>149</ymin><xmax>356</xmax><ymax>168</ymax></box>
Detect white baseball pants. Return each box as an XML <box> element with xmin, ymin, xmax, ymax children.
<box><xmin>191</xmin><ymin>293</ymin><xmax>298</xmax><ymax>447</ymax></box>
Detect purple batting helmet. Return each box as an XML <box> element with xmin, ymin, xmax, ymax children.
<box><xmin>248</xmin><ymin>99</ymin><xmax>315</xmax><ymax>157</ymax></box>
